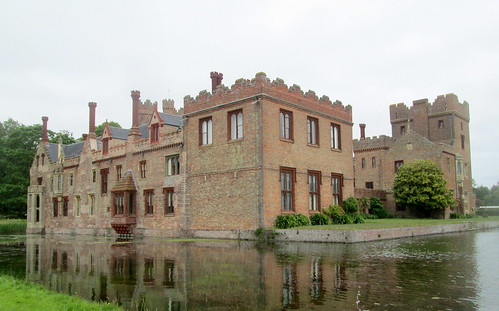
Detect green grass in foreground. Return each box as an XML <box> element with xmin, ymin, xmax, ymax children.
<box><xmin>0</xmin><ymin>275</ymin><xmax>123</xmax><ymax>311</ymax></box>
<box><xmin>297</xmin><ymin>216</ymin><xmax>499</xmax><ymax>230</ymax></box>
<box><xmin>0</xmin><ymin>219</ymin><xmax>26</xmax><ymax>235</ymax></box>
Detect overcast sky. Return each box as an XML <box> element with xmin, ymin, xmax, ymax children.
<box><xmin>1</xmin><ymin>0</ymin><xmax>497</xmax><ymax>187</ymax></box>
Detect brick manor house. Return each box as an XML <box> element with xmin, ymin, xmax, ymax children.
<box><xmin>27</xmin><ymin>72</ymin><xmax>474</xmax><ymax>237</ymax></box>
<box><xmin>27</xmin><ymin>72</ymin><xmax>354</xmax><ymax>237</ymax></box>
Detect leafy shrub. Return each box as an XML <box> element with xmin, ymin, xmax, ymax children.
<box><xmin>333</xmin><ymin>214</ymin><xmax>353</xmax><ymax>225</ymax></box>
<box><xmin>323</xmin><ymin>205</ymin><xmax>344</xmax><ymax>223</ymax></box>
<box><xmin>351</xmin><ymin>214</ymin><xmax>365</xmax><ymax>224</ymax></box>
<box><xmin>450</xmin><ymin>213</ymin><xmax>477</xmax><ymax>219</ymax></box>
<box><xmin>358</xmin><ymin>197</ymin><xmax>370</xmax><ymax>214</ymax></box>
<box><xmin>370</xmin><ymin>197</ymin><xmax>391</xmax><ymax>219</ymax></box>
<box><xmin>343</xmin><ymin>197</ymin><xmax>359</xmax><ymax>214</ymax></box>
<box><xmin>360</xmin><ymin>213</ymin><xmax>378</xmax><ymax>219</ymax></box>
<box><xmin>370</xmin><ymin>197</ymin><xmax>383</xmax><ymax>209</ymax></box>
<box><xmin>310</xmin><ymin>213</ymin><xmax>330</xmax><ymax>226</ymax></box>
<box><xmin>275</xmin><ymin>214</ymin><xmax>311</xmax><ymax>229</ymax></box>
<box><xmin>294</xmin><ymin>213</ymin><xmax>311</xmax><ymax>226</ymax></box>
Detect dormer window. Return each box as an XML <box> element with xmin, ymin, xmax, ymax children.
<box><xmin>151</xmin><ymin>124</ymin><xmax>160</xmax><ymax>143</ymax></box>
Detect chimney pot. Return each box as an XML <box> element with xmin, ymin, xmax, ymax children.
<box><xmin>360</xmin><ymin>123</ymin><xmax>366</xmax><ymax>140</ymax></box>
<box><xmin>130</xmin><ymin>90</ymin><xmax>141</xmax><ymax>136</ymax></box>
<box><xmin>41</xmin><ymin>116</ymin><xmax>49</xmax><ymax>142</ymax></box>
<box><xmin>88</xmin><ymin>102</ymin><xmax>97</xmax><ymax>138</ymax></box>
<box><xmin>210</xmin><ymin>71</ymin><xmax>223</xmax><ymax>92</ymax></box>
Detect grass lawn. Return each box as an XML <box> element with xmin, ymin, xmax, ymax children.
<box><xmin>0</xmin><ymin>275</ymin><xmax>123</xmax><ymax>311</ymax></box>
<box><xmin>297</xmin><ymin>216</ymin><xmax>499</xmax><ymax>230</ymax></box>
<box><xmin>0</xmin><ymin>219</ymin><xmax>26</xmax><ymax>235</ymax></box>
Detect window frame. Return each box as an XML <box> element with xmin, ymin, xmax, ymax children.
<box><xmin>116</xmin><ymin>165</ymin><xmax>122</xmax><ymax>181</ymax></box>
<box><xmin>365</xmin><ymin>182</ymin><xmax>374</xmax><ymax>189</ymax></box>
<box><xmin>400</xmin><ymin>125</ymin><xmax>406</xmax><ymax>135</ymax></box>
<box><xmin>52</xmin><ymin>198</ymin><xmax>58</xmax><ymax>217</ymax></box>
<box><xmin>280</xmin><ymin>166</ymin><xmax>296</xmax><ymax>212</ymax></box>
<box><xmin>102</xmin><ymin>138</ymin><xmax>109</xmax><ymax>154</ymax></box>
<box><xmin>163</xmin><ymin>187</ymin><xmax>175</xmax><ymax>215</ymax></box>
<box><xmin>394</xmin><ymin>160</ymin><xmax>404</xmax><ymax>173</ymax></box>
<box><xmin>62</xmin><ymin>196</ymin><xmax>69</xmax><ymax>216</ymax></box>
<box><xmin>199</xmin><ymin>116</ymin><xmax>213</xmax><ymax>146</ymax></box>
<box><xmin>228</xmin><ymin>109</ymin><xmax>243</xmax><ymax>140</ymax></box>
<box><xmin>140</xmin><ymin>160</ymin><xmax>147</xmax><ymax>179</ymax></box>
<box><xmin>144</xmin><ymin>189</ymin><xmax>154</xmax><ymax>216</ymax></box>
<box><xmin>308</xmin><ymin>170</ymin><xmax>322</xmax><ymax>212</ymax></box>
<box><xmin>150</xmin><ymin>123</ymin><xmax>160</xmax><ymax>143</ymax></box>
<box><xmin>438</xmin><ymin>120</ymin><xmax>444</xmax><ymax>129</ymax></box>
<box><xmin>330</xmin><ymin>123</ymin><xmax>341</xmax><ymax>150</ymax></box>
<box><xmin>100</xmin><ymin>168</ymin><xmax>109</xmax><ymax>194</ymax></box>
<box><xmin>331</xmin><ymin>173</ymin><xmax>343</xmax><ymax>206</ymax></box>
<box><xmin>113</xmin><ymin>192</ymin><xmax>125</xmax><ymax>216</ymax></box>
<box><xmin>307</xmin><ymin>116</ymin><xmax>319</xmax><ymax>146</ymax></box>
<box><xmin>165</xmin><ymin>155</ymin><xmax>180</xmax><ymax>176</ymax></box>
<box><xmin>279</xmin><ymin>109</ymin><xmax>294</xmax><ymax>141</ymax></box>
<box><xmin>372</xmin><ymin>157</ymin><xmax>376</xmax><ymax>168</ymax></box>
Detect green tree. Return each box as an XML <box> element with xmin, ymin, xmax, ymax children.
<box><xmin>393</xmin><ymin>159</ymin><xmax>455</xmax><ymax>218</ymax></box>
<box><xmin>48</xmin><ymin>129</ymin><xmax>77</xmax><ymax>144</ymax></box>
<box><xmin>0</xmin><ymin>119</ymin><xmax>43</xmax><ymax>217</ymax></box>
<box><xmin>474</xmin><ymin>182</ymin><xmax>499</xmax><ymax>206</ymax></box>
<box><xmin>95</xmin><ymin>121</ymin><xmax>121</xmax><ymax>137</ymax></box>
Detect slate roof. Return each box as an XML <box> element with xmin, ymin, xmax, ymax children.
<box><xmin>46</xmin><ymin>141</ymin><xmax>85</xmax><ymax>162</ymax></box>
<box><xmin>109</xmin><ymin>127</ymin><xmax>130</xmax><ymax>140</ymax></box>
<box><xmin>159</xmin><ymin>113</ymin><xmax>183</xmax><ymax>127</ymax></box>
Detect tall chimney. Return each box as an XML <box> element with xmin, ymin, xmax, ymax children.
<box><xmin>210</xmin><ymin>72</ymin><xmax>223</xmax><ymax>92</ymax></box>
<box><xmin>130</xmin><ymin>90</ymin><xmax>141</xmax><ymax>136</ymax></box>
<box><xmin>41</xmin><ymin>116</ymin><xmax>49</xmax><ymax>142</ymax></box>
<box><xmin>360</xmin><ymin>123</ymin><xmax>366</xmax><ymax>140</ymax></box>
<box><xmin>88</xmin><ymin>102</ymin><xmax>97</xmax><ymax>138</ymax></box>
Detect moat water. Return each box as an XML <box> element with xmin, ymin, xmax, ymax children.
<box><xmin>1</xmin><ymin>229</ymin><xmax>499</xmax><ymax>311</ymax></box>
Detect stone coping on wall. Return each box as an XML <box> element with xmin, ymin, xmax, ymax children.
<box><xmin>29</xmin><ymin>221</ymin><xmax>499</xmax><ymax>243</ymax></box>
<box><xmin>272</xmin><ymin>221</ymin><xmax>499</xmax><ymax>243</ymax></box>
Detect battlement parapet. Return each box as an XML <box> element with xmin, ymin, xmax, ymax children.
<box><xmin>390</xmin><ymin>93</ymin><xmax>469</xmax><ymax>121</ymax></box>
<box><xmin>162</xmin><ymin>99</ymin><xmax>182</xmax><ymax>115</ymax></box>
<box><xmin>353</xmin><ymin>135</ymin><xmax>395</xmax><ymax>152</ymax></box>
<box><xmin>184</xmin><ymin>72</ymin><xmax>352</xmax><ymax>121</ymax></box>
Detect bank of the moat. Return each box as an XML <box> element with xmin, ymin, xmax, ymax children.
<box><xmin>271</xmin><ymin>220</ymin><xmax>499</xmax><ymax>243</ymax></box>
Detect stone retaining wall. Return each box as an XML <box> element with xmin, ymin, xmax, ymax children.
<box><xmin>272</xmin><ymin>221</ymin><xmax>499</xmax><ymax>243</ymax></box>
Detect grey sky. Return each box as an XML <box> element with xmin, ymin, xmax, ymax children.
<box><xmin>1</xmin><ymin>0</ymin><xmax>498</xmax><ymax>187</ymax></box>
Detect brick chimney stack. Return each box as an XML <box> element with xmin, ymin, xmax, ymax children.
<box><xmin>360</xmin><ymin>123</ymin><xmax>366</xmax><ymax>140</ymax></box>
<box><xmin>210</xmin><ymin>72</ymin><xmax>223</xmax><ymax>92</ymax></box>
<box><xmin>88</xmin><ymin>102</ymin><xmax>97</xmax><ymax>138</ymax></box>
<box><xmin>41</xmin><ymin>116</ymin><xmax>49</xmax><ymax>142</ymax></box>
<box><xmin>130</xmin><ymin>90</ymin><xmax>141</xmax><ymax>136</ymax></box>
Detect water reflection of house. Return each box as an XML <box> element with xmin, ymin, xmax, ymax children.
<box><xmin>25</xmin><ymin>236</ymin><xmax>478</xmax><ymax>310</ymax></box>
<box><xmin>26</xmin><ymin>72</ymin><xmax>354</xmax><ymax>238</ymax></box>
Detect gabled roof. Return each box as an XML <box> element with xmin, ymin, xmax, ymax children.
<box><xmin>46</xmin><ymin>141</ymin><xmax>85</xmax><ymax>162</ymax></box>
<box><xmin>158</xmin><ymin>113</ymin><xmax>183</xmax><ymax>127</ymax></box>
<box><xmin>109</xmin><ymin>127</ymin><xmax>131</xmax><ymax>140</ymax></box>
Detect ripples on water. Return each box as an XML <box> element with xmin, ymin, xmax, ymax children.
<box><xmin>1</xmin><ymin>229</ymin><xmax>498</xmax><ymax>310</ymax></box>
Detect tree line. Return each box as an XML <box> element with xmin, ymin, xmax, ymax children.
<box><xmin>0</xmin><ymin>119</ymin><xmax>120</xmax><ymax>218</ymax></box>
<box><xmin>474</xmin><ymin>183</ymin><xmax>499</xmax><ymax>207</ymax></box>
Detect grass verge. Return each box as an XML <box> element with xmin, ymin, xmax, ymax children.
<box><xmin>296</xmin><ymin>216</ymin><xmax>499</xmax><ymax>230</ymax></box>
<box><xmin>0</xmin><ymin>275</ymin><xmax>123</xmax><ymax>311</ymax></box>
<box><xmin>0</xmin><ymin>219</ymin><xmax>26</xmax><ymax>235</ymax></box>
